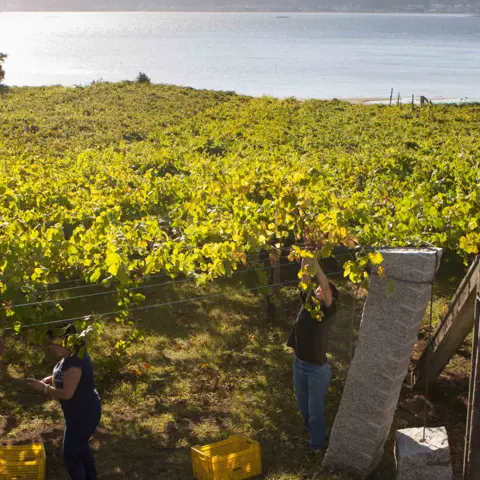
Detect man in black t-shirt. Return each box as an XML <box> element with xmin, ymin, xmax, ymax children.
<box><xmin>287</xmin><ymin>256</ymin><xmax>338</xmax><ymax>453</ymax></box>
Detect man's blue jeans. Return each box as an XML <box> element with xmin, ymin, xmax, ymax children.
<box><xmin>293</xmin><ymin>354</ymin><xmax>331</xmax><ymax>451</ymax></box>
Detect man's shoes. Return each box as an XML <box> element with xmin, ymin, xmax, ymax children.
<box><xmin>304</xmin><ymin>430</ymin><xmax>330</xmax><ymax>457</ymax></box>
<box><xmin>306</xmin><ymin>440</ymin><xmax>327</xmax><ymax>456</ymax></box>
<box><xmin>306</xmin><ymin>447</ymin><xmax>326</xmax><ymax>462</ymax></box>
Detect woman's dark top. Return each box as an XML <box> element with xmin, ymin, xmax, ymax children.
<box><xmin>53</xmin><ymin>352</ymin><xmax>101</xmax><ymax>423</ymax></box>
<box><xmin>287</xmin><ymin>291</ymin><xmax>337</xmax><ymax>365</ymax></box>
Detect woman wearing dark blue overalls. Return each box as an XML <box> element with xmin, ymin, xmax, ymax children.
<box><xmin>28</xmin><ymin>324</ymin><xmax>101</xmax><ymax>480</ymax></box>
<box><xmin>287</xmin><ymin>256</ymin><xmax>338</xmax><ymax>454</ymax></box>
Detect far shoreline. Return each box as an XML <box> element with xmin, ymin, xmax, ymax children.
<box><xmin>0</xmin><ymin>10</ymin><xmax>476</xmax><ymax>16</ymax></box>
<box><xmin>1</xmin><ymin>83</ymin><xmax>476</xmax><ymax>105</ymax></box>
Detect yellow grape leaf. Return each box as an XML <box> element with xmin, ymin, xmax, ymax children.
<box><xmin>293</xmin><ymin>172</ymin><xmax>305</xmax><ymax>183</ymax></box>
<box><xmin>107</xmin><ymin>263</ymin><xmax>119</xmax><ymax>276</ymax></box>
<box><xmin>369</xmin><ymin>252</ymin><xmax>384</xmax><ymax>265</ymax></box>
<box><xmin>90</xmin><ymin>268</ymin><xmax>102</xmax><ymax>283</ymax></box>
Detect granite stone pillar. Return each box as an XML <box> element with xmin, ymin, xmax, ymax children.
<box><xmin>323</xmin><ymin>248</ymin><xmax>442</xmax><ymax>478</ymax></box>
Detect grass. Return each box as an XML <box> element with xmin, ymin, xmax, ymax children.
<box><xmin>1</xmin><ymin>264</ymin><xmax>358</xmax><ymax>480</ymax></box>
<box><xmin>0</xmin><ymin>255</ymin><xmax>472</xmax><ymax>479</ymax></box>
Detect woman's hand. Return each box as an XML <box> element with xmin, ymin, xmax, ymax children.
<box><xmin>41</xmin><ymin>376</ymin><xmax>53</xmax><ymax>385</ymax></box>
<box><xmin>27</xmin><ymin>378</ymin><xmax>46</xmax><ymax>392</ymax></box>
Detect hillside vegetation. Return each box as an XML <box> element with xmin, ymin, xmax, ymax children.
<box><xmin>0</xmin><ymin>83</ymin><xmax>478</xmax><ymax>326</ymax></box>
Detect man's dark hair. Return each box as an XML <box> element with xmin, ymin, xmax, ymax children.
<box><xmin>329</xmin><ymin>282</ymin><xmax>339</xmax><ymax>301</ymax></box>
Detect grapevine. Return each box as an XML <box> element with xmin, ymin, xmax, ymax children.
<box><xmin>0</xmin><ymin>84</ymin><xmax>478</xmax><ymax>335</ymax></box>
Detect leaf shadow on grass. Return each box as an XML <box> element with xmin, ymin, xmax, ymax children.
<box><xmin>1</xmin><ymin>275</ymin><xmax>362</xmax><ymax>480</ymax></box>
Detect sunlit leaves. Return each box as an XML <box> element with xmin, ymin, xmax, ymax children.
<box><xmin>105</xmin><ymin>252</ymin><xmax>122</xmax><ymax>277</ymax></box>
<box><xmin>0</xmin><ymin>84</ymin><xmax>479</xmax><ymax>337</ymax></box>
<box><xmin>368</xmin><ymin>252</ymin><xmax>384</xmax><ymax>265</ymax></box>
<box><xmin>460</xmin><ymin>233</ymin><xmax>480</xmax><ymax>255</ymax></box>
<box><xmin>343</xmin><ymin>261</ymin><xmax>365</xmax><ymax>284</ymax></box>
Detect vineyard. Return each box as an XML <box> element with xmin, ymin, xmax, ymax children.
<box><xmin>1</xmin><ymin>83</ymin><xmax>479</xmax><ymax>329</ymax></box>
<box><xmin>0</xmin><ymin>83</ymin><xmax>479</xmax><ymax>478</ymax></box>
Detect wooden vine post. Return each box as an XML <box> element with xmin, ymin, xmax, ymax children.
<box><xmin>267</xmin><ymin>253</ymin><xmax>281</xmax><ymax>322</ymax></box>
<box><xmin>465</xmin><ymin>275</ymin><xmax>480</xmax><ymax>479</ymax></box>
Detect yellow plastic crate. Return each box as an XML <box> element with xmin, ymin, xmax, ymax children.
<box><xmin>0</xmin><ymin>444</ymin><xmax>46</xmax><ymax>480</ymax></box>
<box><xmin>191</xmin><ymin>435</ymin><xmax>262</xmax><ymax>480</ymax></box>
